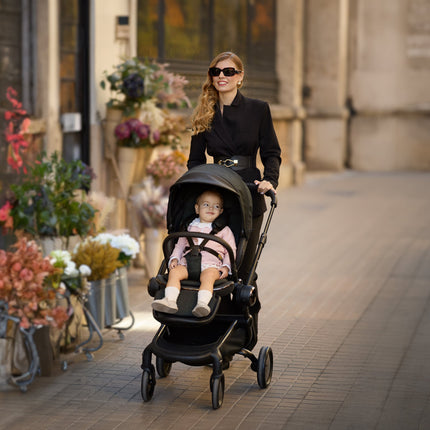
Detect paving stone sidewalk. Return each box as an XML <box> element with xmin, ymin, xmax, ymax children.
<box><xmin>1</xmin><ymin>171</ymin><xmax>430</xmax><ymax>430</ymax></box>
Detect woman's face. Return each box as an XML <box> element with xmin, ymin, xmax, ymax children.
<box><xmin>211</xmin><ymin>59</ymin><xmax>243</xmax><ymax>95</ymax></box>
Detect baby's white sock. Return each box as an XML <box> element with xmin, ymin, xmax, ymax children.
<box><xmin>197</xmin><ymin>289</ymin><xmax>212</xmax><ymax>305</ymax></box>
<box><xmin>165</xmin><ymin>286</ymin><xmax>180</xmax><ymax>302</ymax></box>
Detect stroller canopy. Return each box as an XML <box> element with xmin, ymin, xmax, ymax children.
<box><xmin>167</xmin><ymin>164</ymin><xmax>253</xmax><ymax>241</ymax></box>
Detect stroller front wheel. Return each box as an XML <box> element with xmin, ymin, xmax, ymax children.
<box><xmin>141</xmin><ymin>365</ymin><xmax>156</xmax><ymax>402</ymax></box>
<box><xmin>211</xmin><ymin>374</ymin><xmax>225</xmax><ymax>409</ymax></box>
<box><xmin>257</xmin><ymin>346</ymin><xmax>273</xmax><ymax>388</ymax></box>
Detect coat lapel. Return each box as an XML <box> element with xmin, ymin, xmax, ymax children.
<box><xmin>212</xmin><ymin>106</ymin><xmax>235</xmax><ymax>150</ymax></box>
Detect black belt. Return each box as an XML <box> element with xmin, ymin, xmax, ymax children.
<box><xmin>214</xmin><ymin>155</ymin><xmax>255</xmax><ymax>170</ymax></box>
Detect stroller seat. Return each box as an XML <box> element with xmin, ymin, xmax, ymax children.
<box><xmin>149</xmin><ymin>274</ymin><xmax>237</xmax><ymax>325</ymax></box>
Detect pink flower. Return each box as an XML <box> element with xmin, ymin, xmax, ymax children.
<box><xmin>19</xmin><ymin>268</ymin><xmax>34</xmax><ymax>282</ymax></box>
<box><xmin>12</xmin><ymin>262</ymin><xmax>22</xmax><ymax>272</ymax></box>
<box><xmin>137</xmin><ymin>123</ymin><xmax>150</xmax><ymax>140</ymax></box>
<box><xmin>152</xmin><ymin>130</ymin><xmax>160</xmax><ymax>142</ymax></box>
<box><xmin>127</xmin><ymin>118</ymin><xmax>141</xmax><ymax>131</ymax></box>
<box><xmin>114</xmin><ymin>122</ymin><xmax>131</xmax><ymax>140</ymax></box>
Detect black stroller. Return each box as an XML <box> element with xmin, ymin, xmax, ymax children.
<box><xmin>140</xmin><ymin>164</ymin><xmax>277</xmax><ymax>409</ymax></box>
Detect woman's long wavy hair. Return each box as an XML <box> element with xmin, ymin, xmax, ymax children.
<box><xmin>191</xmin><ymin>52</ymin><xmax>244</xmax><ymax>135</ymax></box>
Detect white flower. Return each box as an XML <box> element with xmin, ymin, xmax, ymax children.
<box><xmin>111</xmin><ymin>234</ymin><xmax>140</xmax><ymax>257</ymax></box>
<box><xmin>93</xmin><ymin>233</ymin><xmax>115</xmax><ymax>245</ymax></box>
<box><xmin>50</xmin><ymin>250</ymin><xmax>72</xmax><ymax>266</ymax></box>
<box><xmin>64</xmin><ymin>261</ymin><xmax>79</xmax><ymax>277</ymax></box>
<box><xmin>79</xmin><ymin>264</ymin><xmax>92</xmax><ymax>277</ymax></box>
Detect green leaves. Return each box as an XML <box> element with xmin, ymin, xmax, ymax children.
<box><xmin>6</xmin><ymin>151</ymin><xmax>96</xmax><ymax>238</ymax></box>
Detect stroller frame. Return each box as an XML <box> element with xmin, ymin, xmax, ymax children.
<box><xmin>140</xmin><ymin>165</ymin><xmax>277</xmax><ymax>409</ymax></box>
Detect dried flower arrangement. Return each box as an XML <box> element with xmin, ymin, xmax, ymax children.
<box><xmin>92</xmin><ymin>233</ymin><xmax>140</xmax><ymax>267</ymax></box>
<box><xmin>146</xmin><ymin>150</ymin><xmax>187</xmax><ymax>187</ymax></box>
<box><xmin>131</xmin><ymin>177</ymin><xmax>168</xmax><ymax>229</ymax></box>
<box><xmin>0</xmin><ymin>238</ymin><xmax>69</xmax><ymax>329</ymax></box>
<box><xmin>72</xmin><ymin>238</ymin><xmax>121</xmax><ymax>281</ymax></box>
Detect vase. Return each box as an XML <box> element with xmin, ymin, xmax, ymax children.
<box><xmin>87</xmin><ymin>279</ymin><xmax>106</xmax><ymax>329</ymax></box>
<box><xmin>133</xmin><ymin>146</ymin><xmax>154</xmax><ymax>183</ymax></box>
<box><xmin>104</xmin><ymin>107</ymin><xmax>123</xmax><ymax>159</ymax></box>
<box><xmin>37</xmin><ymin>235</ymin><xmax>81</xmax><ymax>256</ymax></box>
<box><xmin>143</xmin><ymin>227</ymin><xmax>167</xmax><ymax>276</ymax></box>
<box><xmin>116</xmin><ymin>266</ymin><xmax>130</xmax><ymax>320</ymax></box>
<box><xmin>104</xmin><ymin>274</ymin><xmax>117</xmax><ymax>327</ymax></box>
<box><xmin>117</xmin><ymin>146</ymin><xmax>137</xmax><ymax>197</ymax></box>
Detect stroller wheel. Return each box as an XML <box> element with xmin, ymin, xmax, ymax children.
<box><xmin>141</xmin><ymin>365</ymin><xmax>156</xmax><ymax>402</ymax></box>
<box><xmin>257</xmin><ymin>346</ymin><xmax>273</xmax><ymax>389</ymax></box>
<box><xmin>211</xmin><ymin>374</ymin><xmax>225</xmax><ymax>409</ymax></box>
<box><xmin>156</xmin><ymin>356</ymin><xmax>172</xmax><ymax>378</ymax></box>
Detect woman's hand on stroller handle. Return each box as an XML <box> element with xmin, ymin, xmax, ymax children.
<box><xmin>247</xmin><ymin>182</ymin><xmax>277</xmax><ymax>206</ymax></box>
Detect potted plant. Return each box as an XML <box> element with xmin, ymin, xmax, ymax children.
<box><xmin>0</xmin><ymin>237</ymin><xmax>70</xmax><ymax>381</ymax></box>
<box><xmin>100</xmin><ymin>57</ymin><xmax>190</xmax><ymax>116</ymax></box>
<box><xmin>92</xmin><ymin>233</ymin><xmax>140</xmax><ymax>320</ymax></box>
<box><xmin>71</xmin><ymin>237</ymin><xmax>121</xmax><ymax>328</ymax></box>
<box><xmin>0</xmin><ymin>151</ymin><xmax>97</xmax><ymax>253</ymax></box>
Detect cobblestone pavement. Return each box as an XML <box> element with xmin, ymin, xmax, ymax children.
<box><xmin>1</xmin><ymin>171</ymin><xmax>430</xmax><ymax>430</ymax></box>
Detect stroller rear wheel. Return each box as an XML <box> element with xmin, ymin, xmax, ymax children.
<box><xmin>156</xmin><ymin>356</ymin><xmax>172</xmax><ymax>377</ymax></box>
<box><xmin>257</xmin><ymin>346</ymin><xmax>273</xmax><ymax>388</ymax></box>
<box><xmin>210</xmin><ymin>374</ymin><xmax>225</xmax><ymax>409</ymax></box>
<box><xmin>141</xmin><ymin>365</ymin><xmax>156</xmax><ymax>402</ymax></box>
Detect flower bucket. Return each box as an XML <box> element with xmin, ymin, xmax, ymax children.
<box><xmin>133</xmin><ymin>146</ymin><xmax>154</xmax><ymax>183</ymax></box>
<box><xmin>118</xmin><ymin>147</ymin><xmax>137</xmax><ymax>197</ymax></box>
<box><xmin>104</xmin><ymin>275</ymin><xmax>117</xmax><ymax>327</ymax></box>
<box><xmin>87</xmin><ymin>279</ymin><xmax>106</xmax><ymax>329</ymax></box>
<box><xmin>116</xmin><ymin>267</ymin><xmax>130</xmax><ymax>320</ymax></box>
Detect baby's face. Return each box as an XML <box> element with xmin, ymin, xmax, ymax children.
<box><xmin>195</xmin><ymin>191</ymin><xmax>223</xmax><ymax>223</ymax></box>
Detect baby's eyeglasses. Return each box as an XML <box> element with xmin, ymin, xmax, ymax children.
<box><xmin>200</xmin><ymin>202</ymin><xmax>222</xmax><ymax>211</ymax></box>
<box><xmin>208</xmin><ymin>67</ymin><xmax>242</xmax><ymax>77</ymax></box>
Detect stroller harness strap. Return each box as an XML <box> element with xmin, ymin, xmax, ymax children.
<box><xmin>184</xmin><ymin>234</ymin><xmax>223</xmax><ymax>281</ymax></box>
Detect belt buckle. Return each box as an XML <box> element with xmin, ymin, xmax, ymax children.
<box><xmin>218</xmin><ymin>158</ymin><xmax>238</xmax><ymax>168</ymax></box>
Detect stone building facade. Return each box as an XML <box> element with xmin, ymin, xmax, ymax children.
<box><xmin>0</xmin><ymin>0</ymin><xmax>429</xmax><ymax>223</ymax></box>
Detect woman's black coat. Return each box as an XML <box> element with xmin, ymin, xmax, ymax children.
<box><xmin>187</xmin><ymin>91</ymin><xmax>281</xmax><ymax>217</ymax></box>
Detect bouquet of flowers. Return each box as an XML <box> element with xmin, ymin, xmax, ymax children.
<box><xmin>114</xmin><ymin>118</ymin><xmax>154</xmax><ymax>148</ymax></box>
<box><xmin>131</xmin><ymin>177</ymin><xmax>168</xmax><ymax>229</ymax></box>
<box><xmin>49</xmin><ymin>250</ymin><xmax>91</xmax><ymax>295</ymax></box>
<box><xmin>72</xmin><ymin>238</ymin><xmax>121</xmax><ymax>281</ymax></box>
<box><xmin>100</xmin><ymin>57</ymin><xmax>190</xmax><ymax>116</ymax></box>
<box><xmin>0</xmin><ymin>238</ymin><xmax>69</xmax><ymax>329</ymax></box>
<box><xmin>92</xmin><ymin>233</ymin><xmax>140</xmax><ymax>267</ymax></box>
<box><xmin>146</xmin><ymin>150</ymin><xmax>187</xmax><ymax>187</ymax></box>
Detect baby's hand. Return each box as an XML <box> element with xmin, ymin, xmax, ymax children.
<box><xmin>169</xmin><ymin>259</ymin><xmax>179</xmax><ymax>270</ymax></box>
<box><xmin>219</xmin><ymin>266</ymin><xmax>229</xmax><ymax>279</ymax></box>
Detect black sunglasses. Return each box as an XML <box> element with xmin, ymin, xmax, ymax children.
<box><xmin>208</xmin><ymin>67</ymin><xmax>242</xmax><ymax>77</ymax></box>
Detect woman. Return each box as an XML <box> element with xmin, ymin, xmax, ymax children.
<box><xmin>187</xmin><ymin>51</ymin><xmax>281</xmax><ymax>285</ymax></box>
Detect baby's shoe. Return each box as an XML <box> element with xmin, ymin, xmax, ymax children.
<box><xmin>192</xmin><ymin>302</ymin><xmax>211</xmax><ymax>317</ymax></box>
<box><xmin>152</xmin><ymin>297</ymin><xmax>178</xmax><ymax>313</ymax></box>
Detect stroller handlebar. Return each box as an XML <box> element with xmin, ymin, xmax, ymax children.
<box><xmin>246</xmin><ymin>183</ymin><xmax>278</xmax><ymax>208</ymax></box>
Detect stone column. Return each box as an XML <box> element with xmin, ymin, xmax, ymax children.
<box><xmin>303</xmin><ymin>0</ymin><xmax>350</xmax><ymax>170</ymax></box>
<box><xmin>274</xmin><ymin>0</ymin><xmax>306</xmax><ymax>185</ymax></box>
<box><xmin>348</xmin><ymin>0</ymin><xmax>430</xmax><ymax>170</ymax></box>
<box><xmin>34</xmin><ymin>0</ymin><xmax>62</xmax><ymax>155</ymax></box>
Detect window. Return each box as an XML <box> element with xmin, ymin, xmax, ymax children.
<box><xmin>137</xmin><ymin>0</ymin><xmax>277</xmax><ymax>103</ymax></box>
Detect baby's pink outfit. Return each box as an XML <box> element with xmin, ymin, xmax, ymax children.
<box><xmin>169</xmin><ymin>218</ymin><xmax>236</xmax><ymax>272</ymax></box>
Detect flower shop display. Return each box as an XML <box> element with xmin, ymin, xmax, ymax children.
<box><xmin>101</xmin><ymin>57</ymin><xmax>190</xmax><ymax>200</ymax></box>
<box><xmin>0</xmin><ymin>151</ymin><xmax>97</xmax><ymax>252</ymax></box>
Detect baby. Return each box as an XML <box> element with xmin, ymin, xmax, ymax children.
<box><xmin>152</xmin><ymin>189</ymin><xmax>236</xmax><ymax>317</ymax></box>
